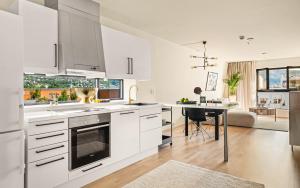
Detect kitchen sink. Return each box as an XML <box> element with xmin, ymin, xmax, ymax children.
<box><xmin>125</xmin><ymin>102</ymin><xmax>158</xmax><ymax>106</ymax></box>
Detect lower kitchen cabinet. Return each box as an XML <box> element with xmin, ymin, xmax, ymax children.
<box><xmin>140</xmin><ymin>128</ymin><xmax>162</xmax><ymax>152</ymax></box>
<box><xmin>27</xmin><ymin>153</ymin><xmax>68</xmax><ymax>188</ymax></box>
<box><xmin>111</xmin><ymin>110</ymin><xmax>140</xmax><ymax>162</ymax></box>
<box><xmin>140</xmin><ymin>113</ymin><xmax>162</xmax><ymax>152</ymax></box>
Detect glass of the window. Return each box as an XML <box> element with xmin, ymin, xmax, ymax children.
<box><xmin>257</xmin><ymin>69</ymin><xmax>267</xmax><ymax>90</ymax></box>
<box><xmin>268</xmin><ymin>68</ymin><xmax>287</xmax><ymax>90</ymax></box>
<box><xmin>289</xmin><ymin>68</ymin><xmax>300</xmax><ymax>90</ymax></box>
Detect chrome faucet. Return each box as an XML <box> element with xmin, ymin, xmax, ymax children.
<box><xmin>129</xmin><ymin>85</ymin><xmax>138</xmax><ymax>104</ymax></box>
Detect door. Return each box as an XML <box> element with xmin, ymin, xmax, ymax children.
<box><xmin>20</xmin><ymin>0</ymin><xmax>58</xmax><ymax>74</ymax></box>
<box><xmin>0</xmin><ymin>131</ymin><xmax>24</xmax><ymax>188</ymax></box>
<box><xmin>0</xmin><ymin>11</ymin><xmax>23</xmax><ymax>133</ymax></box>
<box><xmin>111</xmin><ymin>110</ymin><xmax>139</xmax><ymax>161</ymax></box>
<box><xmin>130</xmin><ymin>36</ymin><xmax>151</xmax><ymax>80</ymax></box>
<box><xmin>102</xmin><ymin>25</ymin><xmax>134</xmax><ymax>79</ymax></box>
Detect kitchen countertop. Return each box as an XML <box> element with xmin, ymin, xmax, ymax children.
<box><xmin>24</xmin><ymin>103</ymin><xmax>162</xmax><ymax>123</ymax></box>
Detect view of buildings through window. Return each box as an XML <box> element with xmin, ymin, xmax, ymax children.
<box><xmin>24</xmin><ymin>74</ymin><xmax>123</xmax><ymax>105</ymax></box>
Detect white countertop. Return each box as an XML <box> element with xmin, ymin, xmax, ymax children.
<box><xmin>24</xmin><ymin>103</ymin><xmax>162</xmax><ymax>123</ymax></box>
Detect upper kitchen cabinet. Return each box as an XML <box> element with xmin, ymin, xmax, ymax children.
<box><xmin>102</xmin><ymin>26</ymin><xmax>151</xmax><ymax>80</ymax></box>
<box><xmin>20</xmin><ymin>0</ymin><xmax>58</xmax><ymax>74</ymax></box>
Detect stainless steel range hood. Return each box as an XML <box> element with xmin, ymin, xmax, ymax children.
<box><xmin>45</xmin><ymin>0</ymin><xmax>106</xmax><ymax>78</ymax></box>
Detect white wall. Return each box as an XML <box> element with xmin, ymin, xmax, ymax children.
<box><xmin>256</xmin><ymin>57</ymin><xmax>300</xmax><ymax>69</ymax></box>
<box><xmin>100</xmin><ymin>16</ymin><xmax>226</xmax><ymax>125</ymax></box>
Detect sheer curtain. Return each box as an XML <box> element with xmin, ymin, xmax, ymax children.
<box><xmin>225</xmin><ymin>61</ymin><xmax>256</xmax><ymax>110</ymax></box>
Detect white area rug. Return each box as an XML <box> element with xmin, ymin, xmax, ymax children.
<box><xmin>123</xmin><ymin>160</ymin><xmax>264</xmax><ymax>188</ymax></box>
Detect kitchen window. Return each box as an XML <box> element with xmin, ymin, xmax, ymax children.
<box><xmin>24</xmin><ymin>74</ymin><xmax>123</xmax><ymax>105</ymax></box>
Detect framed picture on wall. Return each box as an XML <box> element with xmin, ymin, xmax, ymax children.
<box><xmin>205</xmin><ymin>72</ymin><xmax>218</xmax><ymax>91</ymax></box>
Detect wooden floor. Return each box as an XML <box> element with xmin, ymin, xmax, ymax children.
<box><xmin>85</xmin><ymin>125</ymin><xmax>300</xmax><ymax>188</ymax></box>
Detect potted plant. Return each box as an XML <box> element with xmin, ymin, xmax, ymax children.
<box><xmin>224</xmin><ymin>72</ymin><xmax>242</xmax><ymax>102</ymax></box>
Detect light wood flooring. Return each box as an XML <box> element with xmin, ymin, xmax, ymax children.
<box><xmin>85</xmin><ymin>125</ymin><xmax>300</xmax><ymax>188</ymax></box>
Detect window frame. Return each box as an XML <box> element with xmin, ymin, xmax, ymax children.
<box><xmin>256</xmin><ymin>66</ymin><xmax>300</xmax><ymax>92</ymax></box>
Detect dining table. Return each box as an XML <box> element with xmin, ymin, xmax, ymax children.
<box><xmin>164</xmin><ymin>103</ymin><xmax>236</xmax><ymax>162</ymax></box>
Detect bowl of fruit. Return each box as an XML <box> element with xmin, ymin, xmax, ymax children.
<box><xmin>177</xmin><ymin>98</ymin><xmax>197</xmax><ymax>104</ymax></box>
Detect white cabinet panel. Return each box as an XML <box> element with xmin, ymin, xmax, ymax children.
<box><xmin>102</xmin><ymin>25</ymin><xmax>151</xmax><ymax>80</ymax></box>
<box><xmin>0</xmin><ymin>131</ymin><xmax>24</xmax><ymax>188</ymax></box>
<box><xmin>27</xmin><ymin>153</ymin><xmax>68</xmax><ymax>188</ymax></box>
<box><xmin>20</xmin><ymin>0</ymin><xmax>58</xmax><ymax>74</ymax></box>
<box><xmin>0</xmin><ymin>11</ymin><xmax>23</xmax><ymax>133</ymax></box>
<box><xmin>140</xmin><ymin>114</ymin><xmax>162</xmax><ymax>132</ymax></box>
<box><xmin>140</xmin><ymin>128</ymin><xmax>162</xmax><ymax>152</ymax></box>
<box><xmin>28</xmin><ymin>130</ymin><xmax>68</xmax><ymax>149</ymax></box>
<box><xmin>111</xmin><ymin>110</ymin><xmax>140</xmax><ymax>161</ymax></box>
<box><xmin>28</xmin><ymin>141</ymin><xmax>68</xmax><ymax>163</ymax></box>
<box><xmin>27</xmin><ymin>119</ymin><xmax>68</xmax><ymax>136</ymax></box>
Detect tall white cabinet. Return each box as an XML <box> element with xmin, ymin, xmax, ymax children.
<box><xmin>0</xmin><ymin>10</ymin><xmax>24</xmax><ymax>188</ymax></box>
<box><xmin>20</xmin><ymin>0</ymin><xmax>58</xmax><ymax>74</ymax></box>
<box><xmin>101</xmin><ymin>25</ymin><xmax>151</xmax><ymax>80</ymax></box>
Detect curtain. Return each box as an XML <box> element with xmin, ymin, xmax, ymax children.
<box><xmin>224</xmin><ymin>61</ymin><xmax>256</xmax><ymax>110</ymax></box>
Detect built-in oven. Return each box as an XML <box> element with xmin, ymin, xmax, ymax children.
<box><xmin>69</xmin><ymin>113</ymin><xmax>111</xmax><ymax>170</ymax></box>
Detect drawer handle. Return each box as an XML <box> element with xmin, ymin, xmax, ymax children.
<box><xmin>120</xmin><ymin>112</ymin><xmax>135</xmax><ymax>115</ymax></box>
<box><xmin>35</xmin><ymin>157</ymin><xmax>65</xmax><ymax>167</ymax></box>
<box><xmin>35</xmin><ymin>145</ymin><xmax>65</xmax><ymax>154</ymax></box>
<box><xmin>146</xmin><ymin>116</ymin><xmax>158</xmax><ymax>119</ymax></box>
<box><xmin>82</xmin><ymin>163</ymin><xmax>103</xmax><ymax>172</ymax></box>
<box><xmin>36</xmin><ymin>121</ymin><xmax>65</xmax><ymax>127</ymax></box>
<box><xmin>35</xmin><ymin>133</ymin><xmax>65</xmax><ymax>140</ymax></box>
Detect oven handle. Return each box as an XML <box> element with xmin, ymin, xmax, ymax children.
<box><xmin>82</xmin><ymin>163</ymin><xmax>103</xmax><ymax>172</ymax></box>
<box><xmin>76</xmin><ymin>124</ymin><xmax>110</xmax><ymax>133</ymax></box>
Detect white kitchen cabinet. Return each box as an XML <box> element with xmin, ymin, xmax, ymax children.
<box><xmin>0</xmin><ymin>131</ymin><xmax>24</xmax><ymax>188</ymax></box>
<box><xmin>20</xmin><ymin>0</ymin><xmax>58</xmax><ymax>74</ymax></box>
<box><xmin>139</xmin><ymin>113</ymin><xmax>162</xmax><ymax>152</ymax></box>
<box><xmin>111</xmin><ymin>110</ymin><xmax>140</xmax><ymax>161</ymax></box>
<box><xmin>102</xmin><ymin>25</ymin><xmax>151</xmax><ymax>80</ymax></box>
<box><xmin>27</xmin><ymin>153</ymin><xmax>68</xmax><ymax>188</ymax></box>
<box><xmin>0</xmin><ymin>10</ymin><xmax>23</xmax><ymax>133</ymax></box>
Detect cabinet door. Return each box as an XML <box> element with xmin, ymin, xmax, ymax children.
<box><xmin>20</xmin><ymin>0</ymin><xmax>58</xmax><ymax>74</ymax></box>
<box><xmin>111</xmin><ymin>110</ymin><xmax>140</xmax><ymax>161</ymax></box>
<box><xmin>130</xmin><ymin>36</ymin><xmax>151</xmax><ymax>80</ymax></box>
<box><xmin>0</xmin><ymin>131</ymin><xmax>24</xmax><ymax>188</ymax></box>
<box><xmin>0</xmin><ymin>11</ymin><xmax>23</xmax><ymax>133</ymax></box>
<box><xmin>27</xmin><ymin>153</ymin><xmax>68</xmax><ymax>188</ymax></box>
<box><xmin>102</xmin><ymin>25</ymin><xmax>135</xmax><ymax>79</ymax></box>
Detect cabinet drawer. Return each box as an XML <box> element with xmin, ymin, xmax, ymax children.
<box><xmin>28</xmin><ymin>141</ymin><xmax>68</xmax><ymax>163</ymax></box>
<box><xmin>27</xmin><ymin>153</ymin><xmax>68</xmax><ymax>188</ymax></box>
<box><xmin>140</xmin><ymin>114</ymin><xmax>162</xmax><ymax>132</ymax></box>
<box><xmin>69</xmin><ymin>158</ymin><xmax>113</xmax><ymax>180</ymax></box>
<box><xmin>27</xmin><ymin>119</ymin><xmax>68</xmax><ymax>136</ymax></box>
<box><xmin>28</xmin><ymin>130</ymin><xmax>68</xmax><ymax>149</ymax></box>
<box><xmin>140</xmin><ymin>128</ymin><xmax>162</xmax><ymax>152</ymax></box>
<box><xmin>139</xmin><ymin>106</ymin><xmax>162</xmax><ymax>117</ymax></box>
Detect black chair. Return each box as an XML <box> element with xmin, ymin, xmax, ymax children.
<box><xmin>183</xmin><ymin>108</ymin><xmax>212</xmax><ymax>140</ymax></box>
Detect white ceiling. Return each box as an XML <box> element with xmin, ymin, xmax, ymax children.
<box><xmin>99</xmin><ymin>0</ymin><xmax>300</xmax><ymax>62</ymax></box>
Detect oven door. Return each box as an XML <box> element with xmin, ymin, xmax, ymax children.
<box><xmin>70</xmin><ymin>123</ymin><xmax>110</xmax><ymax>170</ymax></box>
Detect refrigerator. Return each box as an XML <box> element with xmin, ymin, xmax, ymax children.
<box><xmin>0</xmin><ymin>10</ymin><xmax>25</xmax><ymax>188</ymax></box>
<box><xmin>289</xmin><ymin>91</ymin><xmax>300</xmax><ymax>148</ymax></box>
